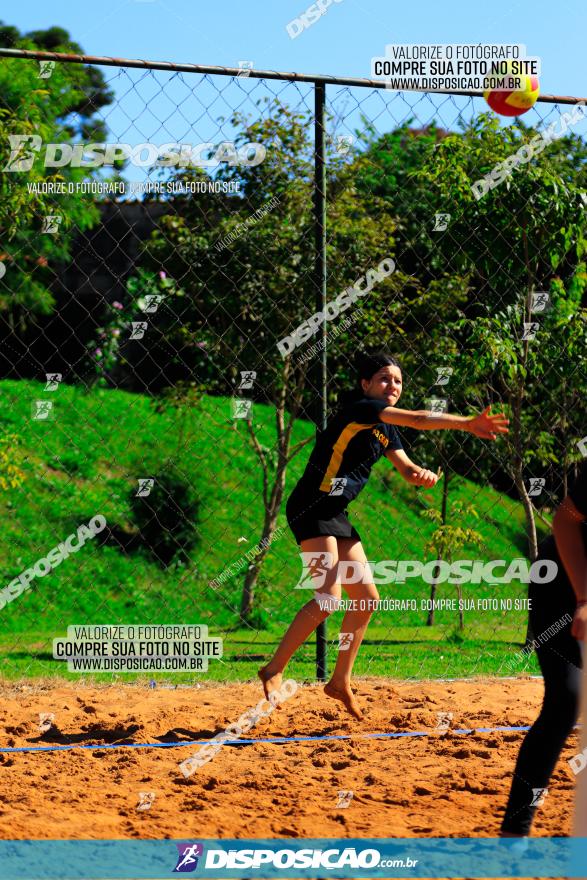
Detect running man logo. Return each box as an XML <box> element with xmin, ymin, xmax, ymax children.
<box><xmin>3</xmin><ymin>134</ymin><xmax>42</xmax><ymax>172</ymax></box>
<box><xmin>338</xmin><ymin>632</ymin><xmax>354</xmax><ymax>651</ymax></box>
<box><xmin>174</xmin><ymin>843</ymin><xmax>203</xmax><ymax>873</ymax></box>
<box><xmin>38</xmin><ymin>713</ymin><xmax>55</xmax><ymax>733</ymax></box>
<box><xmin>294</xmin><ymin>551</ymin><xmax>334</xmax><ymax>589</ymax></box>
<box><xmin>42</xmin><ymin>215</ymin><xmax>62</xmax><ymax>234</ymax></box>
<box><xmin>238</xmin><ymin>370</ymin><xmax>256</xmax><ymax>390</ymax></box>
<box><xmin>527</xmin><ymin>477</ymin><xmax>546</xmax><ymax>497</ymax></box>
<box><xmin>530</xmin><ymin>788</ymin><xmax>548</xmax><ymax>806</ymax></box>
<box><xmin>32</xmin><ymin>400</ymin><xmax>54</xmax><ymax>421</ymax></box>
<box><xmin>136</xmin><ymin>478</ymin><xmax>155</xmax><ymax>498</ymax></box>
<box><xmin>433</xmin><ymin>213</ymin><xmax>451</xmax><ymax>231</ymax></box>
<box><xmin>329</xmin><ymin>477</ymin><xmax>347</xmax><ymax>496</ymax></box>
<box><xmin>435</xmin><ymin>367</ymin><xmax>453</xmax><ymax>386</ymax></box>
<box><xmin>130</xmin><ymin>321</ymin><xmax>148</xmax><ymax>340</ymax></box>
<box><xmin>38</xmin><ymin>60</ymin><xmax>56</xmax><ymax>79</ymax></box>
<box><xmin>141</xmin><ymin>294</ymin><xmax>164</xmax><ymax>313</ymax></box>
<box><xmin>45</xmin><ymin>373</ymin><xmax>62</xmax><ymax>391</ymax></box>
<box><xmin>336</xmin><ymin>789</ymin><xmax>354</xmax><ymax>808</ymax></box>
<box><xmin>335</xmin><ymin>135</ymin><xmax>354</xmax><ymax>155</ymax></box>
<box><xmin>136</xmin><ymin>791</ymin><xmax>156</xmax><ymax>811</ymax></box>
<box><xmin>426</xmin><ymin>397</ymin><xmax>448</xmax><ymax>417</ymax></box>
<box><xmin>531</xmin><ymin>292</ymin><xmax>551</xmax><ymax>313</ymax></box>
<box><xmin>435</xmin><ymin>711</ymin><xmax>453</xmax><ymax>733</ymax></box>
<box><xmin>522</xmin><ymin>322</ymin><xmax>539</xmax><ymax>340</ymax></box>
<box><xmin>232</xmin><ymin>399</ymin><xmax>252</xmax><ymax>420</ymax></box>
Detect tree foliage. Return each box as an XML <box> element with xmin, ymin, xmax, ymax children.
<box><xmin>0</xmin><ymin>22</ymin><xmax>113</xmax><ymax>329</ymax></box>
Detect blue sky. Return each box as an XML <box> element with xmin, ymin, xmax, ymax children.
<box><xmin>4</xmin><ymin>1</ymin><xmax>586</xmax><ymax>188</ymax></box>
<box><xmin>6</xmin><ymin>0</ymin><xmax>586</xmax><ymax>98</ymax></box>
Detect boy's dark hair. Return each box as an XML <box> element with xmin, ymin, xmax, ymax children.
<box><xmin>337</xmin><ymin>350</ymin><xmax>401</xmax><ymax>409</ymax></box>
<box><xmin>355</xmin><ymin>350</ymin><xmax>401</xmax><ymax>388</ymax></box>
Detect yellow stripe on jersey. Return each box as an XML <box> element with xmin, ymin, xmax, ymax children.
<box><xmin>319</xmin><ymin>422</ymin><xmax>378</xmax><ymax>493</ymax></box>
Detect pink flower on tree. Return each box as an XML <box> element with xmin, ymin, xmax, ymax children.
<box><xmin>112</xmin><ymin>301</ymin><xmax>123</xmax><ymax>310</ymax></box>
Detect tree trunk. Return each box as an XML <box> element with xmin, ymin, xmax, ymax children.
<box><xmin>239</xmin><ymin>456</ymin><xmax>288</xmax><ymax>620</ymax></box>
<box><xmin>511</xmin><ymin>404</ymin><xmax>539</xmax><ymax>651</ymax></box>
<box><xmin>239</xmin><ymin>362</ymin><xmax>310</xmax><ymax>622</ymax></box>
<box><xmin>426</xmin><ymin>579</ymin><xmax>437</xmax><ymax>627</ymax></box>
<box><xmin>426</xmin><ymin>462</ymin><xmax>450</xmax><ymax>626</ymax></box>
<box><xmin>240</xmin><ymin>509</ymin><xmax>279</xmax><ymax>620</ymax></box>
<box><xmin>441</xmin><ymin>460</ymin><xmax>449</xmax><ymax>522</ymax></box>
<box><xmin>514</xmin><ymin>466</ymin><xmax>539</xmax><ymax>562</ymax></box>
<box><xmin>517</xmin><ymin>225</ymin><xmax>539</xmax><ymax>563</ymax></box>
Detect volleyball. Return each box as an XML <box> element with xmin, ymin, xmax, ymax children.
<box><xmin>484</xmin><ymin>61</ymin><xmax>540</xmax><ymax>117</ymax></box>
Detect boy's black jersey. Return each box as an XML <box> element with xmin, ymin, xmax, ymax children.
<box><xmin>293</xmin><ymin>397</ymin><xmax>403</xmax><ymax>504</ymax></box>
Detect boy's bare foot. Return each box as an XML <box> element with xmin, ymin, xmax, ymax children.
<box><xmin>323</xmin><ymin>680</ymin><xmax>363</xmax><ymax>720</ymax></box>
<box><xmin>258</xmin><ymin>665</ymin><xmax>283</xmax><ymax>706</ymax></box>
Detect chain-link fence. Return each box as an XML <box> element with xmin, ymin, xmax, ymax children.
<box><xmin>1</xmin><ymin>48</ymin><xmax>586</xmax><ymax>685</ymax></box>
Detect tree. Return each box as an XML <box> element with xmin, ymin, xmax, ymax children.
<box><xmin>421</xmin><ymin>499</ymin><xmax>484</xmax><ymax>630</ymax></box>
<box><xmin>463</xmin><ymin>279</ymin><xmax>587</xmax><ymax>560</ymax></box>
<box><xmin>134</xmin><ymin>98</ymin><xmax>402</xmax><ymax>620</ymax></box>
<box><xmin>412</xmin><ymin>113</ymin><xmax>587</xmax><ymax>559</ymax></box>
<box><xmin>0</xmin><ymin>22</ymin><xmax>113</xmax><ymax>138</ymax></box>
<box><xmin>0</xmin><ymin>22</ymin><xmax>113</xmax><ymax>331</ymax></box>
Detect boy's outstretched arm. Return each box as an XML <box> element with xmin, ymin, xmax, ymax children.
<box><xmin>385</xmin><ymin>448</ymin><xmax>440</xmax><ymax>488</ymax></box>
<box><xmin>380</xmin><ymin>404</ymin><xmax>509</xmax><ymax>440</ymax></box>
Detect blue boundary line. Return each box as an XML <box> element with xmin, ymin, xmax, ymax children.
<box><xmin>0</xmin><ymin>724</ymin><xmax>532</xmax><ymax>754</ymax></box>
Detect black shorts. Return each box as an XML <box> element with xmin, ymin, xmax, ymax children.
<box><xmin>285</xmin><ymin>484</ymin><xmax>361</xmax><ymax>545</ymax></box>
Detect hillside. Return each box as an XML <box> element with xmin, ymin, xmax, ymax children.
<box><xmin>0</xmin><ymin>380</ymin><xmax>545</xmax><ymax>682</ymax></box>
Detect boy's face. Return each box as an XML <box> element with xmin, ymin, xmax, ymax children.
<box><xmin>361</xmin><ymin>365</ymin><xmax>402</xmax><ymax>405</ymax></box>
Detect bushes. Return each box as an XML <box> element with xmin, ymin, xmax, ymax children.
<box><xmin>129</xmin><ymin>463</ymin><xmax>200</xmax><ymax>566</ymax></box>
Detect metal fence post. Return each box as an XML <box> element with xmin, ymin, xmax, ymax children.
<box><xmin>314</xmin><ymin>81</ymin><xmax>328</xmax><ymax>681</ymax></box>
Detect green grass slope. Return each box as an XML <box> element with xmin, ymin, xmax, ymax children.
<box><xmin>0</xmin><ymin>380</ymin><xmax>546</xmax><ymax>683</ymax></box>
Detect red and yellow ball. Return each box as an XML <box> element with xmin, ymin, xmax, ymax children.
<box><xmin>484</xmin><ymin>62</ymin><xmax>540</xmax><ymax>117</ymax></box>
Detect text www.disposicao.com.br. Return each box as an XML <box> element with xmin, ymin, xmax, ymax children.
<box><xmin>69</xmin><ymin>657</ymin><xmax>201</xmax><ymax>671</ymax></box>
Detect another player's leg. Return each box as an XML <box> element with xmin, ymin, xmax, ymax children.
<box><xmin>500</xmin><ymin>561</ymin><xmax>581</xmax><ymax>835</ymax></box>
<box><xmin>258</xmin><ymin>536</ymin><xmax>341</xmax><ymax>703</ymax></box>
<box><xmin>323</xmin><ymin>538</ymin><xmax>378</xmax><ymax>720</ymax></box>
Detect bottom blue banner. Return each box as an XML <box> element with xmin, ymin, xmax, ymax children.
<box><xmin>0</xmin><ymin>837</ymin><xmax>585</xmax><ymax>878</ymax></box>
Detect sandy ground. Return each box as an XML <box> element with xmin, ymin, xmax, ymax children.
<box><xmin>0</xmin><ymin>676</ymin><xmax>577</xmax><ymax>840</ymax></box>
